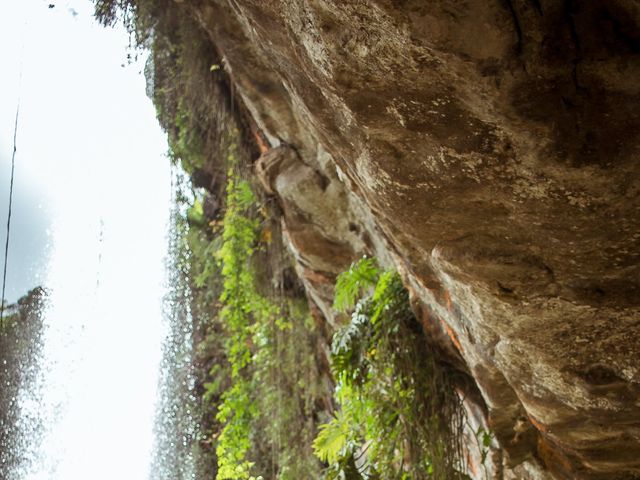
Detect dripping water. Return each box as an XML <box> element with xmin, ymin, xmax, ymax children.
<box><xmin>149</xmin><ymin>170</ymin><xmax>199</xmax><ymax>480</ymax></box>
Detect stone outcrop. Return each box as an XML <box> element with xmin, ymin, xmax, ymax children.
<box><xmin>184</xmin><ymin>1</ymin><xmax>640</xmax><ymax>478</ymax></box>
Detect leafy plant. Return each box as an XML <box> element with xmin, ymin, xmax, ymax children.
<box><xmin>315</xmin><ymin>258</ymin><xmax>466</xmax><ymax>479</ymax></box>
<box><xmin>474</xmin><ymin>427</ymin><xmax>493</xmax><ymax>480</ymax></box>
<box><xmin>213</xmin><ymin>170</ymin><xmax>261</xmax><ymax>479</ymax></box>
<box><xmin>213</xmin><ymin>163</ymin><xmax>323</xmax><ymax>479</ymax></box>
<box><xmin>333</xmin><ymin>257</ymin><xmax>378</xmax><ymax>313</ymax></box>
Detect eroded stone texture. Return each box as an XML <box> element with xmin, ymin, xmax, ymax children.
<box><xmin>187</xmin><ymin>0</ymin><xmax>640</xmax><ymax>477</ymax></box>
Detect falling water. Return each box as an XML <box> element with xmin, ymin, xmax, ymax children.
<box><xmin>0</xmin><ymin>288</ymin><xmax>47</xmax><ymax>478</ymax></box>
<box><xmin>1</xmin><ymin>1</ymin><xmax>174</xmax><ymax>478</ymax></box>
<box><xmin>149</xmin><ymin>171</ymin><xmax>199</xmax><ymax>480</ymax></box>
<box><xmin>18</xmin><ymin>208</ymin><xmax>170</xmax><ymax>480</ymax></box>
<box><xmin>1</xmin><ymin>180</ymin><xmax>173</xmax><ymax>479</ymax></box>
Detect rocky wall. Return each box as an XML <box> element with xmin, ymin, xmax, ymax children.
<box><xmin>186</xmin><ymin>1</ymin><xmax>640</xmax><ymax>477</ymax></box>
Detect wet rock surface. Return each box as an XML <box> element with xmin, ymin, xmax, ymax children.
<box><xmin>187</xmin><ymin>1</ymin><xmax>640</xmax><ymax>477</ymax></box>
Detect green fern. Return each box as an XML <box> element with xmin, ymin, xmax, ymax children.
<box><xmin>318</xmin><ymin>261</ymin><xmax>465</xmax><ymax>479</ymax></box>
<box><xmin>313</xmin><ymin>410</ymin><xmax>351</xmax><ymax>464</ymax></box>
<box><xmin>333</xmin><ymin>257</ymin><xmax>379</xmax><ymax>312</ymax></box>
<box><xmin>331</xmin><ymin>303</ymin><xmax>371</xmax><ymax>386</ymax></box>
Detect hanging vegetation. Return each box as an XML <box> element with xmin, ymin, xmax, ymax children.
<box><xmin>211</xmin><ymin>150</ymin><xmax>324</xmax><ymax>479</ymax></box>
<box><xmin>314</xmin><ymin>258</ymin><xmax>466</xmax><ymax>480</ymax></box>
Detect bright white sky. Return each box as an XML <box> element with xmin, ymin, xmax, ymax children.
<box><xmin>1</xmin><ymin>1</ymin><xmax>173</xmax><ymax>478</ymax></box>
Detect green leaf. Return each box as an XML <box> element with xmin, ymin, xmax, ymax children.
<box><xmin>482</xmin><ymin>431</ymin><xmax>492</xmax><ymax>448</ymax></box>
<box><xmin>333</xmin><ymin>257</ymin><xmax>379</xmax><ymax>312</ymax></box>
<box><xmin>313</xmin><ymin>413</ymin><xmax>350</xmax><ymax>464</ymax></box>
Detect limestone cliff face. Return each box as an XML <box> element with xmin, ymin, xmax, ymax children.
<box><xmin>183</xmin><ymin>1</ymin><xmax>640</xmax><ymax>478</ymax></box>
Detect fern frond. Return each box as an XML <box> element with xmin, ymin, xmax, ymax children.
<box><xmin>333</xmin><ymin>257</ymin><xmax>379</xmax><ymax>312</ymax></box>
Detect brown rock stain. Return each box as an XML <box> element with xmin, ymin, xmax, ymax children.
<box><xmin>537</xmin><ymin>435</ymin><xmax>575</xmax><ymax>480</ymax></box>
<box><xmin>527</xmin><ymin>413</ymin><xmax>549</xmax><ymax>434</ymax></box>
<box><xmin>439</xmin><ymin>316</ymin><xmax>463</xmax><ymax>353</ymax></box>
